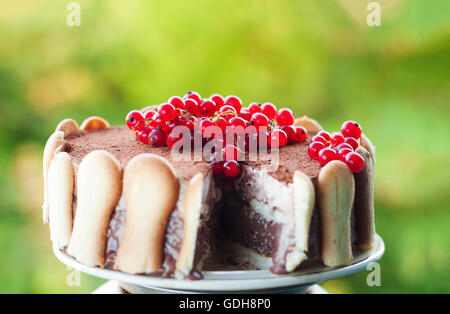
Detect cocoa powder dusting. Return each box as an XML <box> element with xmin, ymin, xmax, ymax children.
<box><xmin>63</xmin><ymin>126</ymin><xmax>322</xmax><ymax>182</ymax></box>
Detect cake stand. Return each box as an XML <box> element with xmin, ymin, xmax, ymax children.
<box><xmin>54</xmin><ymin>234</ymin><xmax>384</xmax><ymax>294</ymax></box>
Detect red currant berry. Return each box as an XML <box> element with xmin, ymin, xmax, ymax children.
<box><xmin>184</xmin><ymin>91</ymin><xmax>202</xmax><ymax>105</ymax></box>
<box><xmin>229</xmin><ymin>116</ymin><xmax>247</xmax><ymax>133</ymax></box>
<box><xmin>280</xmin><ymin>125</ymin><xmax>296</xmax><ymax>143</ymax></box>
<box><xmin>311</xmin><ymin>134</ymin><xmax>328</xmax><ymax>145</ymax></box>
<box><xmin>198</xmin><ymin>118</ymin><xmax>213</xmax><ymax>135</ymax></box>
<box><xmin>211</xmin><ymin>161</ymin><xmax>224</xmax><ymax>177</ymax></box>
<box><xmin>137</xmin><ymin>127</ymin><xmax>152</xmax><ymax>144</ymax></box>
<box><xmin>222</xmin><ymin>144</ymin><xmax>241</xmax><ymax>161</ymax></box>
<box><xmin>167</xmin><ymin>131</ymin><xmax>183</xmax><ymax>148</ymax></box>
<box><xmin>308</xmin><ymin>141</ymin><xmax>326</xmax><ymax>160</ymax></box>
<box><xmin>165</xmin><ymin>121</ymin><xmax>176</xmax><ymax>134</ymax></box>
<box><xmin>219</xmin><ymin>105</ymin><xmax>237</xmax><ymax>121</ymax></box>
<box><xmin>149</xmin><ymin>114</ymin><xmax>167</xmax><ymax>131</ymax></box>
<box><xmin>344</xmin><ymin>137</ymin><xmax>359</xmax><ymax>150</ymax></box>
<box><xmin>219</xmin><ymin>104</ymin><xmax>237</xmax><ymax>113</ymax></box>
<box><xmin>126</xmin><ymin>110</ymin><xmax>144</xmax><ymax>130</ymax></box>
<box><xmin>317</xmin><ymin>131</ymin><xmax>331</xmax><ymax>142</ymax></box>
<box><xmin>317</xmin><ymin>148</ymin><xmax>337</xmax><ymax>166</ymax></box>
<box><xmin>158</xmin><ymin>103</ymin><xmax>176</xmax><ymax>121</ymax></box>
<box><xmin>199</xmin><ymin>100</ymin><xmax>216</xmax><ymax>117</ymax></box>
<box><xmin>268</xmin><ymin>129</ymin><xmax>288</xmax><ymax>148</ymax></box>
<box><xmin>224</xmin><ymin>95</ymin><xmax>242</xmax><ymax>113</ymax></box>
<box><xmin>144</xmin><ymin>110</ymin><xmax>157</xmax><ymax>120</ymax></box>
<box><xmin>331</xmin><ymin>133</ymin><xmax>345</xmax><ymax>146</ymax></box>
<box><xmin>248</xmin><ymin>103</ymin><xmax>262</xmax><ymax>115</ymax></box>
<box><xmin>223</xmin><ymin>160</ymin><xmax>241</xmax><ymax>178</ymax></box>
<box><xmin>338</xmin><ymin>147</ymin><xmax>353</xmax><ymax>162</ymax></box>
<box><xmin>168</xmin><ymin>96</ymin><xmax>185</xmax><ymax>110</ymax></box>
<box><xmin>336</xmin><ymin>143</ymin><xmax>354</xmax><ymax>151</ymax></box>
<box><xmin>184</xmin><ymin>116</ymin><xmax>198</xmax><ymax>131</ymax></box>
<box><xmin>293</xmin><ymin>126</ymin><xmax>308</xmax><ymax>142</ymax></box>
<box><xmin>149</xmin><ymin>129</ymin><xmax>167</xmax><ymax>147</ymax></box>
<box><xmin>239</xmin><ymin>108</ymin><xmax>252</xmax><ymax>121</ymax></box>
<box><xmin>251</xmin><ymin>112</ymin><xmax>270</xmax><ymax>129</ymax></box>
<box><xmin>244</xmin><ymin>133</ymin><xmax>257</xmax><ymax>152</ymax></box>
<box><xmin>261</xmin><ymin>103</ymin><xmax>277</xmax><ymax>120</ymax></box>
<box><xmin>276</xmin><ymin>108</ymin><xmax>295</xmax><ymax>126</ymax></box>
<box><xmin>341</xmin><ymin>121</ymin><xmax>362</xmax><ymax>140</ymax></box>
<box><xmin>173</xmin><ymin>115</ymin><xmax>185</xmax><ymax>126</ymax></box>
<box><xmin>185</xmin><ymin>98</ymin><xmax>199</xmax><ymax>116</ymax></box>
<box><xmin>345</xmin><ymin>152</ymin><xmax>365</xmax><ymax>173</ymax></box>
<box><xmin>209</xmin><ymin>94</ymin><xmax>224</xmax><ymax>109</ymax></box>
<box><xmin>215</xmin><ymin>116</ymin><xmax>228</xmax><ymax>132</ymax></box>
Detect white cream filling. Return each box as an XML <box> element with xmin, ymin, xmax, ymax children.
<box><xmin>238</xmin><ymin>166</ymin><xmax>293</xmax><ymax>224</ymax></box>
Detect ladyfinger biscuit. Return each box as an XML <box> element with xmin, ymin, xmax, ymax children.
<box><xmin>67</xmin><ymin>151</ymin><xmax>122</xmax><ymax>267</ymax></box>
<box><xmin>176</xmin><ymin>173</ymin><xmax>204</xmax><ymax>277</ymax></box>
<box><xmin>55</xmin><ymin>119</ymin><xmax>79</xmax><ymax>138</ymax></box>
<box><xmin>48</xmin><ymin>152</ymin><xmax>74</xmax><ymax>249</ymax></box>
<box><xmin>286</xmin><ymin>170</ymin><xmax>315</xmax><ymax>272</ymax></box>
<box><xmin>114</xmin><ymin>154</ymin><xmax>179</xmax><ymax>274</ymax></box>
<box><xmin>318</xmin><ymin>160</ymin><xmax>355</xmax><ymax>267</ymax></box>
<box><xmin>354</xmin><ymin>146</ymin><xmax>375</xmax><ymax>250</ymax></box>
<box><xmin>360</xmin><ymin>133</ymin><xmax>376</xmax><ymax>169</ymax></box>
<box><xmin>80</xmin><ymin>116</ymin><xmax>110</xmax><ymax>131</ymax></box>
<box><xmin>43</xmin><ymin>131</ymin><xmax>64</xmax><ymax>224</ymax></box>
<box><xmin>294</xmin><ymin>116</ymin><xmax>323</xmax><ymax>133</ymax></box>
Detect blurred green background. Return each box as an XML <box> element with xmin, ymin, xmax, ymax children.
<box><xmin>0</xmin><ymin>0</ymin><xmax>449</xmax><ymax>293</ymax></box>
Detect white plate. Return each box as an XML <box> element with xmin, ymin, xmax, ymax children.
<box><xmin>54</xmin><ymin>234</ymin><xmax>384</xmax><ymax>293</ymax></box>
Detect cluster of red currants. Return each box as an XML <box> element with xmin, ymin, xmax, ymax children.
<box><xmin>125</xmin><ymin>92</ymin><xmax>308</xmax><ymax>179</ymax></box>
<box><xmin>307</xmin><ymin>121</ymin><xmax>365</xmax><ymax>173</ymax></box>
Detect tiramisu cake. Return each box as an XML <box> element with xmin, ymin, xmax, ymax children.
<box><xmin>43</xmin><ymin>92</ymin><xmax>376</xmax><ymax>280</ymax></box>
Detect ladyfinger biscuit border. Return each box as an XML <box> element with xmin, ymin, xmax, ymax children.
<box><xmin>286</xmin><ymin>170</ymin><xmax>315</xmax><ymax>272</ymax></box>
<box><xmin>294</xmin><ymin>115</ymin><xmax>323</xmax><ymax>133</ymax></box>
<box><xmin>67</xmin><ymin>150</ymin><xmax>122</xmax><ymax>267</ymax></box>
<box><xmin>43</xmin><ymin>131</ymin><xmax>64</xmax><ymax>224</ymax></box>
<box><xmin>80</xmin><ymin>116</ymin><xmax>110</xmax><ymax>131</ymax></box>
<box><xmin>48</xmin><ymin>152</ymin><xmax>74</xmax><ymax>249</ymax></box>
<box><xmin>354</xmin><ymin>146</ymin><xmax>375</xmax><ymax>250</ymax></box>
<box><xmin>55</xmin><ymin>119</ymin><xmax>79</xmax><ymax>138</ymax></box>
<box><xmin>317</xmin><ymin>160</ymin><xmax>355</xmax><ymax>267</ymax></box>
<box><xmin>176</xmin><ymin>173</ymin><xmax>204</xmax><ymax>277</ymax></box>
<box><xmin>114</xmin><ymin>154</ymin><xmax>179</xmax><ymax>274</ymax></box>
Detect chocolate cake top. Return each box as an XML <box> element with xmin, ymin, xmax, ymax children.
<box><xmin>63</xmin><ymin>126</ymin><xmax>322</xmax><ymax>183</ymax></box>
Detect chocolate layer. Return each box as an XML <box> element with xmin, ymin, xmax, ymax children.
<box><xmin>221</xmin><ymin>193</ymin><xmax>279</xmax><ymax>258</ymax></box>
